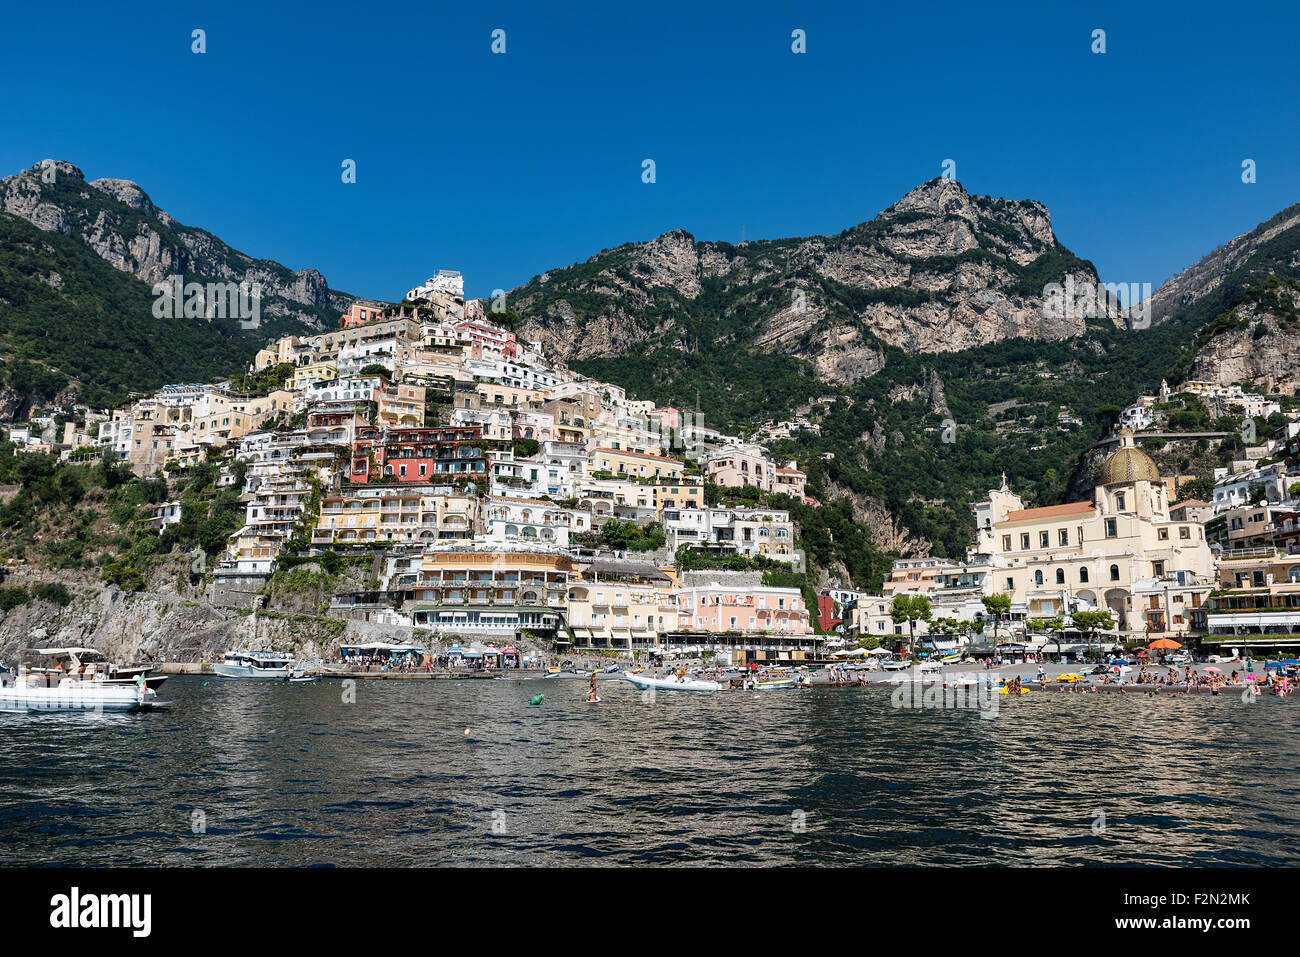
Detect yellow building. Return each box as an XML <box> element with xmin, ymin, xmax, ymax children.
<box><xmin>409</xmin><ymin>549</ymin><xmax>573</xmax><ymax>638</ymax></box>
<box><xmin>312</xmin><ymin>487</ymin><xmax>477</xmax><ymax>547</ymax></box>
<box><xmin>590</xmin><ymin>448</ymin><xmax>684</xmax><ymax>482</ymax></box>
<box><xmin>288</xmin><ymin>363</ymin><xmax>339</xmax><ymax>391</ymax></box>
<box><xmin>377</xmin><ymin>383</ymin><xmax>426</xmax><ymax>428</ymax></box>
<box><xmin>653</xmin><ymin>480</ymin><xmax>704</xmax><ymax>515</ymax></box>
<box><xmin>566</xmin><ymin>561</ymin><xmax>676</xmax><ymax>650</ymax></box>
<box><xmin>252</xmin><ymin>336</ymin><xmax>307</xmax><ymax>370</ymax></box>
<box><xmin>973</xmin><ymin>431</ymin><xmax>1215</xmax><ymax>632</ymax></box>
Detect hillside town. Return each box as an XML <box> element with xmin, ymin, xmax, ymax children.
<box><xmin>6</xmin><ymin>271</ymin><xmax>1300</xmax><ymax>666</ymax></box>
<box><xmin>6</xmin><ymin>271</ymin><xmax>827</xmax><ymax>663</ymax></box>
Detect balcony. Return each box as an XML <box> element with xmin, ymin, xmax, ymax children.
<box><xmin>1219</xmin><ymin>547</ymin><xmax>1279</xmax><ymax>561</ymax></box>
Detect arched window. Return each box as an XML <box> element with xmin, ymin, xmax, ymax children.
<box><xmin>1079</xmin><ymin>567</ymin><xmax>1089</xmax><ymax>583</ymax></box>
<box><xmin>1034</xmin><ymin>570</ymin><xmax>1043</xmax><ymax>586</ymax></box>
<box><xmin>1110</xmin><ymin>564</ymin><xmax>1120</xmax><ymax>582</ymax></box>
<box><xmin>1055</xmin><ymin>568</ymin><xmax>1065</xmax><ymax>585</ymax></box>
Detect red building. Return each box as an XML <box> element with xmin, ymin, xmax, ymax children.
<box><xmin>817</xmin><ymin>594</ymin><xmax>842</xmax><ymax>633</ymax></box>
<box><xmin>351</xmin><ymin>426</ymin><xmax>489</xmax><ymax>484</ymax></box>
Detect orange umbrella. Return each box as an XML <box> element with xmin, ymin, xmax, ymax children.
<box><xmin>1147</xmin><ymin>638</ymin><xmax>1181</xmax><ymax>650</ymax></box>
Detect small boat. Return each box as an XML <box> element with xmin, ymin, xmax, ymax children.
<box><xmin>620</xmin><ymin>671</ymin><xmax>724</xmax><ymax>692</ymax></box>
<box><xmin>0</xmin><ymin>670</ymin><xmax>170</xmax><ymax>713</ymax></box>
<box><xmin>880</xmin><ymin>658</ymin><xmax>912</xmax><ymax>671</ymax></box>
<box><xmin>213</xmin><ymin>651</ymin><xmax>297</xmax><ymax>680</ymax></box>
<box><xmin>286</xmin><ymin>674</ymin><xmax>320</xmax><ymax>683</ymax></box>
<box><xmin>743</xmin><ymin>668</ymin><xmax>801</xmax><ymax>690</ymax></box>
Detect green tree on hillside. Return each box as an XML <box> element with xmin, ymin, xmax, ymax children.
<box><xmin>890</xmin><ymin>594</ymin><xmax>932</xmax><ymax>655</ymax></box>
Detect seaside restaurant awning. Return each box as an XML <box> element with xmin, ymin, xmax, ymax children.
<box><xmin>341</xmin><ymin>641</ymin><xmax>424</xmax><ymax>660</ymax></box>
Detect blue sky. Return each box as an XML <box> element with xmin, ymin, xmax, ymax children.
<box><xmin>2</xmin><ymin>0</ymin><xmax>1297</xmax><ymax>302</ymax></box>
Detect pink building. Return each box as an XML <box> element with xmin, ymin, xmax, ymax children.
<box><xmin>646</xmin><ymin>407</ymin><xmax>680</xmax><ymax>431</ymax></box>
<box><xmin>881</xmin><ymin>558</ymin><xmax>955</xmax><ymax>597</ymax></box>
<box><xmin>456</xmin><ymin>318</ymin><xmax>518</xmax><ymax>360</ymax></box>
<box><xmin>706</xmin><ymin>447</ymin><xmax>774</xmax><ymax>492</ymax></box>
<box><xmin>339</xmin><ymin>302</ymin><xmax>387</xmax><ymax>329</ymax></box>
<box><xmin>774</xmin><ymin>464</ymin><xmax>807</xmax><ymax>499</ymax></box>
<box><xmin>676</xmin><ymin>583</ymin><xmax>810</xmax><ymax>635</ymax></box>
<box><xmin>512</xmin><ymin>410</ymin><xmax>554</xmax><ymax>443</ymax></box>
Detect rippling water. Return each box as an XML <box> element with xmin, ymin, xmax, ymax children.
<box><xmin>1</xmin><ymin>676</ymin><xmax>1296</xmax><ymax>866</ymax></box>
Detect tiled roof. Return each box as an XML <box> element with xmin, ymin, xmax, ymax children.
<box><xmin>1003</xmin><ymin>502</ymin><xmax>1095</xmax><ymax>523</ymax></box>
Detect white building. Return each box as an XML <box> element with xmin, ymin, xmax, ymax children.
<box><xmin>406</xmin><ymin>270</ymin><xmax>465</xmax><ymax>303</ymax></box>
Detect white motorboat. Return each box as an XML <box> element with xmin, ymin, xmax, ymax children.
<box><xmin>0</xmin><ymin>670</ymin><xmax>169</xmax><ymax>713</ymax></box>
<box><xmin>880</xmin><ymin>658</ymin><xmax>912</xmax><ymax>671</ymax></box>
<box><xmin>25</xmin><ymin>647</ymin><xmax>166</xmax><ymax>690</ymax></box>
<box><xmin>621</xmin><ymin>671</ymin><xmax>724</xmax><ymax>692</ymax></box>
<box><xmin>213</xmin><ymin>651</ymin><xmax>296</xmax><ymax>679</ymax></box>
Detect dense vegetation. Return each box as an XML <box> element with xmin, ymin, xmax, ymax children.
<box><xmin>0</xmin><ymin>213</ymin><xmax>295</xmax><ymax>408</ymax></box>
<box><xmin>0</xmin><ymin>441</ymin><xmax>245</xmax><ymax>592</ymax></box>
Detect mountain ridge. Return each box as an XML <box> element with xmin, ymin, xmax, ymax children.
<box><xmin>507</xmin><ymin>177</ymin><xmax>1116</xmax><ymax>396</ymax></box>
<box><xmin>0</xmin><ymin>160</ymin><xmax>357</xmax><ymax>328</ymax></box>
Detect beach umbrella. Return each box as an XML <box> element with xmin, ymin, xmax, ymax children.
<box><xmin>1204</xmin><ymin>666</ymin><xmax>1222</xmax><ymax>673</ymax></box>
<box><xmin>1147</xmin><ymin>638</ymin><xmax>1181</xmax><ymax>650</ymax></box>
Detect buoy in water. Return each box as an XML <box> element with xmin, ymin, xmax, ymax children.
<box><xmin>529</xmin><ymin>694</ymin><xmax>544</xmax><ymax>706</ymax></box>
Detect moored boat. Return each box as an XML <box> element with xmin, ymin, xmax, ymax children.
<box><xmin>213</xmin><ymin>651</ymin><xmax>296</xmax><ymax>679</ymax></box>
<box><xmin>742</xmin><ymin>668</ymin><xmax>802</xmax><ymax>690</ymax></box>
<box><xmin>0</xmin><ymin>669</ymin><xmax>170</xmax><ymax>713</ymax></box>
<box><xmin>25</xmin><ymin>647</ymin><xmax>166</xmax><ymax>690</ymax></box>
<box><xmin>620</xmin><ymin>671</ymin><xmax>724</xmax><ymax>692</ymax></box>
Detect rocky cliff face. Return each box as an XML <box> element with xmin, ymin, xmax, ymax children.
<box><xmin>509</xmin><ymin>179</ymin><xmax>1111</xmax><ymax>386</ymax></box>
<box><xmin>1142</xmin><ymin>202</ymin><xmax>1300</xmax><ymax>326</ymax></box>
<box><xmin>0</xmin><ymin>568</ymin><xmax>376</xmax><ymax>666</ymax></box>
<box><xmin>0</xmin><ymin>160</ymin><xmax>356</xmax><ymax>327</ymax></box>
<box><xmin>1185</xmin><ymin>283</ymin><xmax>1300</xmax><ymax>394</ymax></box>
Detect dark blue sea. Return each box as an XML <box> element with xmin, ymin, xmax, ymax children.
<box><xmin>2</xmin><ymin>676</ymin><xmax>1296</xmax><ymax>866</ymax></box>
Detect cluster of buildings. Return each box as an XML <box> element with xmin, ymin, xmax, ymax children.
<box><xmin>28</xmin><ymin>271</ymin><xmax>815</xmax><ymax>663</ymax></box>
<box><xmin>837</xmin><ymin>423</ymin><xmax>1300</xmax><ymax>655</ymax></box>
<box><xmin>1120</xmin><ymin>378</ymin><xmax>1282</xmax><ymax>432</ymax></box>
<box><xmin>14</xmin><ymin>270</ymin><xmax>1298</xmax><ymax>661</ymax></box>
